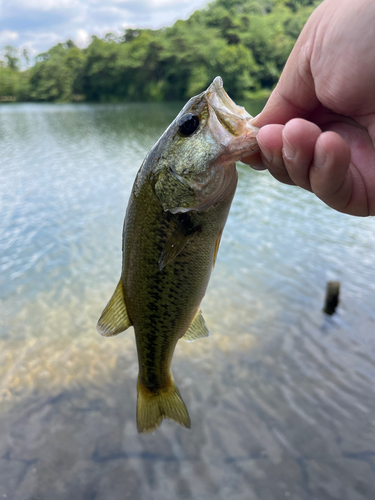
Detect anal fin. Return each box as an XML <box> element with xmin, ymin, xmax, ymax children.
<box><xmin>97</xmin><ymin>279</ymin><xmax>132</xmax><ymax>337</ymax></box>
<box><xmin>182</xmin><ymin>309</ymin><xmax>210</xmax><ymax>342</ymax></box>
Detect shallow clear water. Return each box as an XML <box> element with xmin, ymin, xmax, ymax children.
<box><xmin>1</xmin><ymin>102</ymin><xmax>375</xmax><ymax>500</ymax></box>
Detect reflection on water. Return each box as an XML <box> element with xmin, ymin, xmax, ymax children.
<box><xmin>1</xmin><ymin>102</ymin><xmax>375</xmax><ymax>500</ymax></box>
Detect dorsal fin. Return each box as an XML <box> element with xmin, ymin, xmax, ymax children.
<box><xmin>97</xmin><ymin>279</ymin><xmax>132</xmax><ymax>337</ymax></box>
<box><xmin>182</xmin><ymin>309</ymin><xmax>210</xmax><ymax>342</ymax></box>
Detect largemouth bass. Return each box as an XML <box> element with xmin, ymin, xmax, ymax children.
<box><xmin>97</xmin><ymin>77</ymin><xmax>259</xmax><ymax>433</ymax></box>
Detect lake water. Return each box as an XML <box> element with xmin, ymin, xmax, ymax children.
<box><xmin>1</xmin><ymin>101</ymin><xmax>375</xmax><ymax>500</ymax></box>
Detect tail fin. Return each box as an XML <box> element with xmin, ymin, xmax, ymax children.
<box><xmin>137</xmin><ymin>377</ymin><xmax>191</xmax><ymax>434</ymax></box>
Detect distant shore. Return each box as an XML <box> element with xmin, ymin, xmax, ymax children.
<box><xmin>0</xmin><ymin>0</ymin><xmax>320</xmax><ymax>104</ymax></box>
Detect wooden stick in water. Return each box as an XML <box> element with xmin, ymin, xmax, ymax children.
<box><xmin>323</xmin><ymin>281</ymin><xmax>340</xmax><ymax>315</ymax></box>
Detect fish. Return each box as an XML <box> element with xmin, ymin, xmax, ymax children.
<box><xmin>97</xmin><ymin>76</ymin><xmax>259</xmax><ymax>433</ymax></box>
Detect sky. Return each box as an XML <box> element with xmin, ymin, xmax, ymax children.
<box><xmin>0</xmin><ymin>0</ymin><xmax>210</xmax><ymax>60</ymax></box>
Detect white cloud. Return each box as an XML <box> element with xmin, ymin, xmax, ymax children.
<box><xmin>11</xmin><ymin>0</ymin><xmax>79</xmax><ymax>10</ymax></box>
<box><xmin>25</xmin><ymin>32</ymin><xmax>63</xmax><ymax>57</ymax></box>
<box><xmin>0</xmin><ymin>30</ymin><xmax>19</xmax><ymax>43</ymax></box>
<box><xmin>148</xmin><ymin>0</ymin><xmax>190</xmax><ymax>7</ymax></box>
<box><xmin>75</xmin><ymin>29</ymin><xmax>91</xmax><ymax>48</ymax></box>
<box><xmin>0</xmin><ymin>0</ymin><xmax>210</xmax><ymax>57</ymax></box>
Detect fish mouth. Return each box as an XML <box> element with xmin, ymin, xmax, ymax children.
<box><xmin>206</xmin><ymin>76</ymin><xmax>256</xmax><ymax>137</ymax></box>
<box><xmin>205</xmin><ymin>76</ymin><xmax>259</xmax><ymax>162</ymax></box>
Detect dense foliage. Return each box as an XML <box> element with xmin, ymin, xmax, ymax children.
<box><xmin>0</xmin><ymin>0</ymin><xmax>321</xmax><ymax>102</ymax></box>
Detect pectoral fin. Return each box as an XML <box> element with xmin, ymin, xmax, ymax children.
<box><xmin>97</xmin><ymin>279</ymin><xmax>132</xmax><ymax>337</ymax></box>
<box><xmin>182</xmin><ymin>309</ymin><xmax>210</xmax><ymax>342</ymax></box>
<box><xmin>158</xmin><ymin>215</ymin><xmax>198</xmax><ymax>271</ymax></box>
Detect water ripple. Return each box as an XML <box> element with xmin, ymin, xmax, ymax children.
<box><xmin>1</xmin><ymin>103</ymin><xmax>375</xmax><ymax>500</ymax></box>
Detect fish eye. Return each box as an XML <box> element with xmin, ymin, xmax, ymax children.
<box><xmin>177</xmin><ymin>113</ymin><xmax>199</xmax><ymax>136</ymax></box>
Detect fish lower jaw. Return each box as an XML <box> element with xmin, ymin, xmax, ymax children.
<box><xmin>226</xmin><ymin>139</ymin><xmax>259</xmax><ymax>162</ymax></box>
<box><xmin>210</xmin><ymin>118</ymin><xmax>259</xmax><ymax>162</ymax></box>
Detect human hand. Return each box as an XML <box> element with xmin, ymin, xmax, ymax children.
<box><xmin>243</xmin><ymin>0</ymin><xmax>375</xmax><ymax>216</ymax></box>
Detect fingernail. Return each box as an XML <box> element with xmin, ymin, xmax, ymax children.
<box><xmin>242</xmin><ymin>157</ymin><xmax>267</xmax><ymax>171</ymax></box>
<box><xmin>249</xmin><ymin>163</ymin><xmax>267</xmax><ymax>171</ymax></box>
<box><xmin>260</xmin><ymin>146</ymin><xmax>273</xmax><ymax>163</ymax></box>
<box><xmin>250</xmin><ymin>113</ymin><xmax>261</xmax><ymax>126</ymax></box>
<box><xmin>283</xmin><ymin>138</ymin><xmax>295</xmax><ymax>161</ymax></box>
<box><xmin>314</xmin><ymin>143</ymin><xmax>327</xmax><ymax>168</ymax></box>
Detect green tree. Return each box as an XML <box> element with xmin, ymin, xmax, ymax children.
<box><xmin>0</xmin><ymin>67</ymin><xmax>19</xmax><ymax>97</ymax></box>
<box><xmin>0</xmin><ymin>46</ymin><xmax>26</xmax><ymax>99</ymax></box>
<box><xmin>28</xmin><ymin>42</ymin><xmax>85</xmax><ymax>101</ymax></box>
<box><xmin>4</xmin><ymin>45</ymin><xmax>19</xmax><ymax>70</ymax></box>
<box><xmin>0</xmin><ymin>0</ymin><xmax>323</xmax><ymax>102</ymax></box>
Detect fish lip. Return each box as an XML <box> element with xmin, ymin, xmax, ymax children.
<box><xmin>204</xmin><ymin>76</ymin><xmax>259</xmax><ymax>157</ymax></box>
<box><xmin>210</xmin><ymin>76</ymin><xmax>225</xmax><ymax>94</ymax></box>
<box><xmin>205</xmin><ymin>76</ymin><xmax>257</xmax><ymax>138</ymax></box>
<box><xmin>212</xmin><ymin>76</ymin><xmax>223</xmax><ymax>89</ymax></box>
<box><xmin>206</xmin><ymin>76</ymin><xmax>252</xmax><ymax>122</ymax></box>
